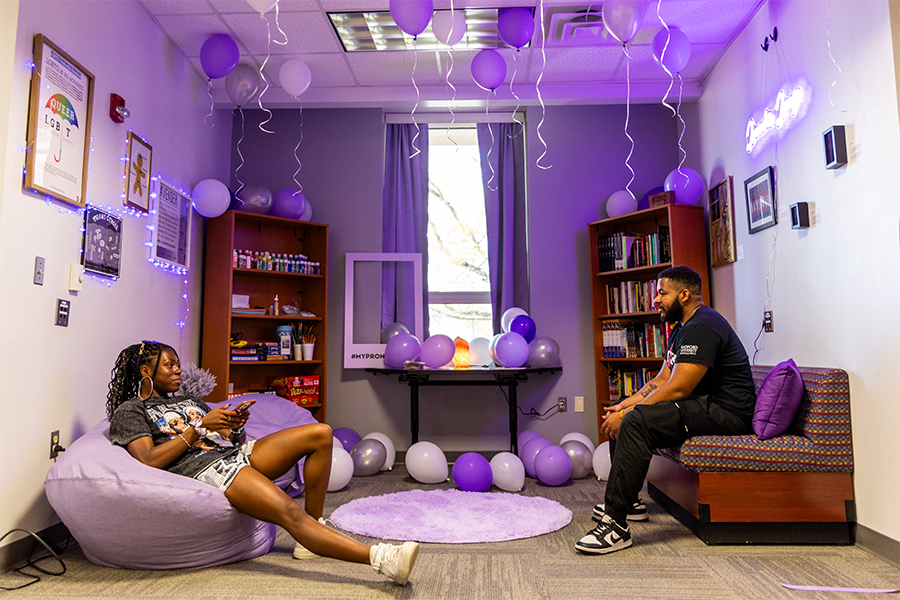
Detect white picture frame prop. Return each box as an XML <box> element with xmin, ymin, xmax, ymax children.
<box><xmin>344</xmin><ymin>252</ymin><xmax>424</xmax><ymax>368</ymax></box>
<box><xmin>150</xmin><ymin>179</ymin><xmax>192</xmax><ymax>271</ymax></box>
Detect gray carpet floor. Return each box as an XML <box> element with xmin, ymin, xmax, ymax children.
<box><xmin>7</xmin><ymin>467</ymin><xmax>899</xmax><ymax>600</ymax></box>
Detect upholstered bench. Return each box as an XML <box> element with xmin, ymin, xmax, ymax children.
<box><xmin>646</xmin><ymin>365</ymin><xmax>854</xmax><ymax>544</ymax></box>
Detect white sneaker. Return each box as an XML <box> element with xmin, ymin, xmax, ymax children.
<box><xmin>292</xmin><ymin>517</ymin><xmax>330</xmax><ymax>560</ymax></box>
<box><xmin>370</xmin><ymin>541</ymin><xmax>419</xmax><ymax>585</ymax></box>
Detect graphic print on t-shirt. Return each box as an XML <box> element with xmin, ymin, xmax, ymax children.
<box><xmin>146</xmin><ymin>399</ymin><xmax>216</xmax><ymax>451</ymax></box>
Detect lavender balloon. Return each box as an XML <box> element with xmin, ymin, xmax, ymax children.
<box><xmin>471</xmin><ymin>49</ymin><xmax>507</xmax><ymax>91</ymax></box>
<box><xmin>665</xmin><ymin>167</ymin><xmax>704</xmax><ymax>205</ymax></box>
<box><xmin>271</xmin><ymin>188</ymin><xmax>307</xmax><ymax>220</ymax></box>
<box><xmin>350</xmin><ymin>438</ymin><xmax>386</xmax><ymax>477</ymax></box>
<box><xmin>389</xmin><ymin>0</ymin><xmax>433</xmax><ymax>37</ymax></box>
<box><xmin>384</xmin><ymin>332</ymin><xmax>421</xmax><ymax>368</ymax></box>
<box><xmin>527</xmin><ymin>337</ymin><xmax>559</xmax><ymax>368</ymax></box>
<box><xmin>517</xmin><ymin>430</ymin><xmax>543</xmax><ymax>451</ymax></box>
<box><xmin>534</xmin><ymin>445</ymin><xmax>573</xmax><ymax>486</ymax></box>
<box><xmin>452</xmin><ymin>452</ymin><xmax>493</xmax><ymax>492</ymax></box>
<box><xmin>509</xmin><ymin>314</ymin><xmax>536</xmax><ymax>343</ymax></box>
<box><xmin>333</xmin><ymin>427</ymin><xmax>362</xmax><ymax>452</ymax></box>
<box><xmin>200</xmin><ymin>33</ymin><xmax>239</xmax><ymax>79</ymax></box>
<box><xmin>498</xmin><ymin>7</ymin><xmax>535</xmax><ymax>49</ymax></box>
<box><xmin>521</xmin><ymin>436</ymin><xmax>552</xmax><ymax>478</ymax></box>
<box><xmin>652</xmin><ymin>27</ymin><xmax>691</xmax><ymax>74</ymax></box>
<box><xmin>560</xmin><ymin>440</ymin><xmax>593</xmax><ymax>479</ymax></box>
<box><xmin>420</xmin><ymin>334</ymin><xmax>455</xmax><ymax>368</ymax></box>
<box><xmin>494</xmin><ymin>332</ymin><xmax>528</xmax><ymax>368</ymax></box>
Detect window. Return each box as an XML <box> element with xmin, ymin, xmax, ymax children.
<box><xmin>427</xmin><ymin>127</ymin><xmax>493</xmax><ymax>339</ymax></box>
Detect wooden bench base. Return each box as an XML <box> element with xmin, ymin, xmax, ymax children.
<box><xmin>647</xmin><ymin>454</ymin><xmax>854</xmax><ymax>545</ymax></box>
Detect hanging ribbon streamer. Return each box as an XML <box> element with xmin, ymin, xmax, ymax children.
<box><xmin>655</xmin><ymin>0</ymin><xmax>677</xmax><ymax>117</ymax></box>
<box><xmin>509</xmin><ymin>52</ymin><xmax>523</xmax><ymax>138</ymax></box>
<box><xmin>204</xmin><ymin>79</ymin><xmax>216</xmax><ymax>128</ymax></box>
<box><xmin>535</xmin><ymin>0</ymin><xmax>552</xmax><ymax>169</ymax></box>
<box><xmin>257</xmin><ymin>14</ymin><xmax>275</xmax><ymax>134</ymax></box>
<box><xmin>292</xmin><ymin>105</ymin><xmax>304</xmax><ymax>194</ymax></box>
<box><xmin>826</xmin><ymin>3</ymin><xmax>849</xmax><ymax>112</ymax></box>
<box><xmin>444</xmin><ymin>0</ymin><xmax>459</xmax><ymax>150</ymax></box>
<box><xmin>622</xmin><ymin>44</ymin><xmax>635</xmax><ymax>198</ymax></box>
<box><xmin>273</xmin><ymin>0</ymin><xmax>288</xmax><ymax>46</ymax></box>
<box><xmin>409</xmin><ymin>37</ymin><xmax>422</xmax><ymax>159</ymax></box>
<box><xmin>485</xmin><ymin>101</ymin><xmax>497</xmax><ymax>192</ymax></box>
<box><xmin>234</xmin><ymin>108</ymin><xmax>246</xmax><ymax>203</ymax></box>
<box><xmin>675</xmin><ymin>73</ymin><xmax>687</xmax><ymax>174</ymax></box>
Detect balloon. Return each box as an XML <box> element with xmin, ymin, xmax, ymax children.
<box><xmin>236</xmin><ymin>184</ymin><xmax>272</xmax><ymax>214</ymax></box>
<box><xmin>560</xmin><ymin>432</ymin><xmax>595</xmax><ymax>455</ymax></box>
<box><xmin>191</xmin><ymin>179</ymin><xmax>231</xmax><ymax>218</ymax></box>
<box><xmin>640</xmin><ymin>185</ymin><xmax>665</xmax><ymax>211</ymax></box>
<box><xmin>246</xmin><ymin>0</ymin><xmax>276</xmax><ymax>15</ymax></box>
<box><xmin>225</xmin><ymin>63</ymin><xmax>260</xmax><ymax>108</ymax></box>
<box><xmin>452</xmin><ymin>452</ymin><xmax>493</xmax><ymax>492</ymax></box>
<box><xmin>534</xmin><ymin>445</ymin><xmax>573</xmax><ymax>486</ymax></box>
<box><xmin>390</xmin><ymin>0</ymin><xmax>433</xmax><ymax>37</ymax></box>
<box><xmin>488</xmin><ymin>333</ymin><xmax>502</xmax><ymax>364</ymax></box>
<box><xmin>363</xmin><ymin>432</ymin><xmax>396</xmax><ymax>471</ymax></box>
<box><xmin>300</xmin><ymin>201</ymin><xmax>313</xmax><ymax>222</ymax></box>
<box><xmin>279</xmin><ymin>58</ymin><xmax>312</xmax><ymax>97</ymax></box>
<box><xmin>517</xmin><ymin>430</ymin><xmax>543</xmax><ymax>451</ymax></box>
<box><xmin>501</xmin><ymin>307</ymin><xmax>528</xmax><ymax>332</ymax></box>
<box><xmin>560</xmin><ymin>440</ymin><xmax>593</xmax><ymax>479</ymax></box>
<box><xmin>527</xmin><ymin>336</ymin><xmax>560</xmax><ymax>368</ymax></box>
<box><xmin>520</xmin><ymin>436</ymin><xmax>552</xmax><ymax>478</ymax></box>
<box><xmin>432</xmin><ymin>9</ymin><xmax>466</xmax><ymax>46</ymax></box>
<box><xmin>384</xmin><ymin>332</ymin><xmax>421</xmax><ymax>368</ymax></box>
<box><xmin>271</xmin><ymin>188</ymin><xmax>307</xmax><ymax>220</ymax></box>
<box><xmin>665</xmin><ymin>167</ymin><xmax>704</xmax><ymax>205</ymax></box>
<box><xmin>200</xmin><ymin>34</ymin><xmax>239</xmax><ymax>79</ymax></box>
<box><xmin>328</xmin><ymin>446</ymin><xmax>354</xmax><ymax>492</ymax></box>
<box><xmin>381</xmin><ymin>322</ymin><xmax>410</xmax><ymax>343</ymax></box>
<box><xmin>593</xmin><ymin>441</ymin><xmax>612</xmax><ymax>480</ymax></box>
<box><xmin>471</xmin><ymin>49</ymin><xmax>506</xmax><ymax>91</ymax></box>
<box><xmin>493</xmin><ymin>332</ymin><xmax>529</xmax><ymax>368</ymax></box>
<box><xmin>468</xmin><ymin>337</ymin><xmax>491</xmax><ymax>367</ymax></box>
<box><xmin>652</xmin><ymin>27</ymin><xmax>691</xmax><ymax>74</ymax></box>
<box><xmin>498</xmin><ymin>7</ymin><xmax>535</xmax><ymax>49</ymax></box>
<box><xmin>333</xmin><ymin>427</ymin><xmax>362</xmax><ymax>452</ymax></box>
<box><xmin>602</xmin><ymin>0</ymin><xmax>648</xmax><ymax>45</ymax></box>
<box><xmin>490</xmin><ymin>452</ymin><xmax>525</xmax><ymax>492</ymax></box>
<box><xmin>405</xmin><ymin>441</ymin><xmax>448</xmax><ymax>484</ymax></box>
<box><xmin>509</xmin><ymin>314</ymin><xmax>536</xmax><ymax>343</ymax></box>
<box><xmin>606</xmin><ymin>190</ymin><xmax>638</xmax><ymax>217</ymax></box>
<box><xmin>420</xmin><ymin>334</ymin><xmax>454</xmax><ymax>368</ymax></box>
<box><xmin>350</xmin><ymin>438</ymin><xmax>386</xmax><ymax>477</ymax></box>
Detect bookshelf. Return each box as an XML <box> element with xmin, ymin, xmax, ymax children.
<box><xmin>201</xmin><ymin>210</ymin><xmax>328</xmax><ymax>421</ymax></box>
<box><xmin>587</xmin><ymin>204</ymin><xmax>709</xmax><ymax>440</ymax></box>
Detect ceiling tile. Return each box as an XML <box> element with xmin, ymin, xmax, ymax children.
<box><xmin>222</xmin><ymin>10</ymin><xmax>343</xmax><ymax>55</ymax></box>
<box><xmin>155</xmin><ymin>13</ymin><xmax>236</xmax><ymax>57</ymax></box>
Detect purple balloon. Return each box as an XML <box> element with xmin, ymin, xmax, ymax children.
<box><xmin>420</xmin><ymin>334</ymin><xmax>455</xmax><ymax>368</ymax></box>
<box><xmin>640</xmin><ymin>185</ymin><xmax>665</xmax><ymax>211</ymax></box>
<box><xmin>452</xmin><ymin>452</ymin><xmax>493</xmax><ymax>492</ymax></box>
<box><xmin>471</xmin><ymin>49</ymin><xmax>507</xmax><ymax>91</ymax></box>
<box><xmin>652</xmin><ymin>27</ymin><xmax>691</xmax><ymax>74</ymax></box>
<box><xmin>384</xmin><ymin>332</ymin><xmax>421</xmax><ymax>368</ymax></box>
<box><xmin>333</xmin><ymin>427</ymin><xmax>362</xmax><ymax>452</ymax></box>
<box><xmin>200</xmin><ymin>34</ymin><xmax>239</xmax><ymax>80</ymax></box>
<box><xmin>498</xmin><ymin>8</ymin><xmax>535</xmax><ymax>49</ymax></box>
<box><xmin>271</xmin><ymin>188</ymin><xmax>307</xmax><ymax>220</ymax></box>
<box><xmin>389</xmin><ymin>0</ymin><xmax>433</xmax><ymax>37</ymax></box>
<box><xmin>494</xmin><ymin>332</ymin><xmax>529</xmax><ymax>368</ymax></box>
<box><xmin>521</xmin><ymin>436</ymin><xmax>552</xmax><ymax>478</ymax></box>
<box><xmin>509</xmin><ymin>315</ymin><xmax>536</xmax><ymax>344</ymax></box>
<box><xmin>534</xmin><ymin>445</ymin><xmax>573</xmax><ymax>486</ymax></box>
<box><xmin>517</xmin><ymin>430</ymin><xmax>543</xmax><ymax>451</ymax></box>
<box><xmin>665</xmin><ymin>167</ymin><xmax>704</xmax><ymax>205</ymax></box>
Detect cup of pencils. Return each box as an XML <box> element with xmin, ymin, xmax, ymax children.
<box><xmin>293</xmin><ymin>323</ymin><xmax>316</xmax><ymax>361</ymax></box>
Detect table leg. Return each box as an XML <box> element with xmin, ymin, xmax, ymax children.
<box><xmin>410</xmin><ymin>382</ymin><xmax>419</xmax><ymax>445</ymax></box>
<box><xmin>509</xmin><ymin>382</ymin><xmax>518</xmax><ymax>454</ymax></box>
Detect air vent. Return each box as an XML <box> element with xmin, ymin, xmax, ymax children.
<box><xmin>543</xmin><ymin>5</ymin><xmax>614</xmax><ymax>47</ymax></box>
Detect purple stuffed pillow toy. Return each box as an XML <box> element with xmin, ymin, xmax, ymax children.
<box><xmin>752</xmin><ymin>358</ymin><xmax>805</xmax><ymax>440</ymax></box>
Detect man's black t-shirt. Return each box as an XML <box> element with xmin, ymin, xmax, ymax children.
<box><xmin>664</xmin><ymin>305</ymin><xmax>756</xmax><ymax>420</ymax></box>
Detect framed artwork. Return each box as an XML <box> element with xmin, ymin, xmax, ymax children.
<box><xmin>744</xmin><ymin>166</ymin><xmax>777</xmax><ymax>234</ymax></box>
<box><xmin>151</xmin><ymin>179</ymin><xmax>192</xmax><ymax>271</ymax></box>
<box><xmin>82</xmin><ymin>206</ymin><xmax>122</xmax><ymax>278</ymax></box>
<box><xmin>24</xmin><ymin>34</ymin><xmax>95</xmax><ymax>208</ymax></box>
<box><xmin>125</xmin><ymin>132</ymin><xmax>152</xmax><ymax>212</ymax></box>
<box><xmin>708</xmin><ymin>176</ymin><xmax>736</xmax><ymax>267</ymax></box>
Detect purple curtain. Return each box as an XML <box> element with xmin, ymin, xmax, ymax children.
<box><xmin>382</xmin><ymin>124</ymin><xmax>429</xmax><ymax>336</ymax></box>
<box><xmin>477</xmin><ymin>123</ymin><xmax>529</xmax><ymax>334</ymax></box>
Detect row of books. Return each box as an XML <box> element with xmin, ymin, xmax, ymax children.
<box><xmin>606</xmin><ymin>279</ymin><xmax>659</xmax><ymax>314</ymax></box>
<box><xmin>601</xmin><ymin>320</ymin><xmax>670</xmax><ymax>359</ymax></box>
<box><xmin>230</xmin><ymin>343</ymin><xmax>284</xmax><ymax>361</ymax></box>
<box><xmin>608</xmin><ymin>367</ymin><xmax>658</xmax><ymax>403</ymax></box>
<box><xmin>597</xmin><ymin>226</ymin><xmax>671</xmax><ymax>273</ymax></box>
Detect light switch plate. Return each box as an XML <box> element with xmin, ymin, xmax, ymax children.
<box><xmin>34</xmin><ymin>257</ymin><xmax>45</xmax><ymax>285</ymax></box>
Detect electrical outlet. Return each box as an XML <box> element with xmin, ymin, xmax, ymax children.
<box><xmin>55</xmin><ymin>299</ymin><xmax>70</xmax><ymax>327</ymax></box>
<box><xmin>764</xmin><ymin>310</ymin><xmax>774</xmax><ymax>332</ymax></box>
<box><xmin>34</xmin><ymin>256</ymin><xmax>45</xmax><ymax>285</ymax></box>
<box><xmin>574</xmin><ymin>396</ymin><xmax>584</xmax><ymax>412</ymax></box>
<box><xmin>50</xmin><ymin>430</ymin><xmax>60</xmax><ymax>459</ymax></box>
<box><xmin>558</xmin><ymin>397</ymin><xmax>567</xmax><ymax>412</ymax></box>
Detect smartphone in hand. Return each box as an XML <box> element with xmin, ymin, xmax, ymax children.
<box><xmin>235</xmin><ymin>399</ymin><xmax>256</xmax><ymax>412</ymax></box>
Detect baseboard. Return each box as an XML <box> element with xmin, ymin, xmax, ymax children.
<box><xmin>854</xmin><ymin>523</ymin><xmax>900</xmax><ymax>568</ymax></box>
<box><xmin>0</xmin><ymin>523</ymin><xmax>71</xmax><ymax>574</ymax></box>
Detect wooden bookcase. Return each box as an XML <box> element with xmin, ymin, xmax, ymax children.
<box><xmin>201</xmin><ymin>210</ymin><xmax>328</xmax><ymax>421</ymax></box>
<box><xmin>587</xmin><ymin>204</ymin><xmax>709</xmax><ymax>439</ymax></box>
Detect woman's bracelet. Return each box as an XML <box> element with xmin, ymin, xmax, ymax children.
<box><xmin>230</xmin><ymin>425</ymin><xmax>245</xmax><ymax>437</ymax></box>
<box><xmin>177</xmin><ymin>433</ymin><xmax>191</xmax><ymax>449</ymax></box>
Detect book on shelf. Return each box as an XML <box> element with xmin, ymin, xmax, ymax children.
<box><xmin>232</xmin><ymin>308</ymin><xmax>267</xmax><ymax>315</ymax></box>
<box><xmin>608</xmin><ymin>366</ymin><xmax>658</xmax><ymax>402</ymax></box>
<box><xmin>600</xmin><ymin>319</ymin><xmax>668</xmax><ymax>359</ymax></box>
<box><xmin>596</xmin><ymin>225</ymin><xmax>671</xmax><ymax>273</ymax></box>
<box><xmin>606</xmin><ymin>279</ymin><xmax>659</xmax><ymax>314</ymax></box>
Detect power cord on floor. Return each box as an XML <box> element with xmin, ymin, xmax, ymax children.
<box><xmin>0</xmin><ymin>529</ymin><xmax>68</xmax><ymax>591</ymax></box>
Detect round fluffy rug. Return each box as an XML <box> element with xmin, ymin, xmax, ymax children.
<box><xmin>330</xmin><ymin>489</ymin><xmax>572</xmax><ymax>543</ymax></box>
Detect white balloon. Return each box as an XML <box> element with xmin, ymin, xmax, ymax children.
<box><xmin>190</xmin><ymin>179</ymin><xmax>231</xmax><ymax>218</ymax></box>
<box><xmin>432</xmin><ymin>10</ymin><xmax>466</xmax><ymax>46</ymax></box>
<box><xmin>490</xmin><ymin>451</ymin><xmax>525</xmax><ymax>492</ymax></box>
<box><xmin>560</xmin><ymin>432</ymin><xmax>595</xmax><ymax>455</ymax></box>
<box><xmin>501</xmin><ymin>307</ymin><xmax>528</xmax><ymax>332</ymax></box>
<box><xmin>592</xmin><ymin>441</ymin><xmax>612</xmax><ymax>481</ymax></box>
<box><xmin>246</xmin><ymin>0</ymin><xmax>276</xmax><ymax>14</ymax></box>
<box><xmin>606</xmin><ymin>190</ymin><xmax>637</xmax><ymax>217</ymax></box>
<box><xmin>279</xmin><ymin>58</ymin><xmax>312</xmax><ymax>97</ymax></box>
<box><xmin>405</xmin><ymin>441</ymin><xmax>448</xmax><ymax>484</ymax></box>
<box><xmin>363</xmin><ymin>432</ymin><xmax>396</xmax><ymax>471</ymax></box>
<box><xmin>468</xmin><ymin>337</ymin><xmax>491</xmax><ymax>367</ymax></box>
<box><xmin>328</xmin><ymin>446</ymin><xmax>354</xmax><ymax>492</ymax></box>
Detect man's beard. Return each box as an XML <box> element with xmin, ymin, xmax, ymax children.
<box><xmin>661</xmin><ymin>298</ymin><xmax>684</xmax><ymax>323</ymax></box>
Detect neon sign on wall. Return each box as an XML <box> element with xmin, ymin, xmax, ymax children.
<box><xmin>745</xmin><ymin>85</ymin><xmax>810</xmax><ymax>154</ymax></box>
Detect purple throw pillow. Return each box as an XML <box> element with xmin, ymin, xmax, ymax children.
<box><xmin>752</xmin><ymin>359</ymin><xmax>805</xmax><ymax>440</ymax></box>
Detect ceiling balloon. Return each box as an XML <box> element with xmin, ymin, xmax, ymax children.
<box><xmin>279</xmin><ymin>58</ymin><xmax>312</xmax><ymax>97</ymax></box>
<box><xmin>471</xmin><ymin>49</ymin><xmax>507</xmax><ymax>91</ymax></box>
<box><xmin>432</xmin><ymin>10</ymin><xmax>466</xmax><ymax>46</ymax></box>
<box><xmin>602</xmin><ymin>0</ymin><xmax>648</xmax><ymax>45</ymax></box>
<box><xmin>389</xmin><ymin>0</ymin><xmax>434</xmax><ymax>38</ymax></box>
<box><xmin>652</xmin><ymin>27</ymin><xmax>691</xmax><ymax>73</ymax></box>
<box><xmin>497</xmin><ymin>7</ymin><xmax>535</xmax><ymax>49</ymax></box>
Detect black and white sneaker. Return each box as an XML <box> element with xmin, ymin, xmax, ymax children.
<box><xmin>575</xmin><ymin>514</ymin><xmax>632</xmax><ymax>555</ymax></box>
<box><xmin>592</xmin><ymin>498</ymin><xmax>648</xmax><ymax>522</ymax></box>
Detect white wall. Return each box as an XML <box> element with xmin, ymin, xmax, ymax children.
<box><xmin>695</xmin><ymin>0</ymin><xmax>900</xmax><ymax>543</ymax></box>
<box><xmin>0</xmin><ymin>0</ymin><xmax>231</xmax><ymax>550</ymax></box>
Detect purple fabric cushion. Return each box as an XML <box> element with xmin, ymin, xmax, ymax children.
<box><xmin>752</xmin><ymin>359</ymin><xmax>805</xmax><ymax>440</ymax></box>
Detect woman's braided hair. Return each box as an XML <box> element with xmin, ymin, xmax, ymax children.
<box><xmin>106</xmin><ymin>341</ymin><xmax>177</xmax><ymax>419</ymax></box>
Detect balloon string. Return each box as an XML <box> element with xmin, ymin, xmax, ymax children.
<box><xmin>273</xmin><ymin>0</ymin><xmax>288</xmax><ymax>46</ymax></box>
<box><xmin>623</xmin><ymin>44</ymin><xmax>635</xmax><ymax>198</ymax></box>
<box><xmin>535</xmin><ymin>0</ymin><xmax>552</xmax><ymax>170</ymax></box>
<box><xmin>445</xmin><ymin>50</ymin><xmax>458</xmax><ymax>151</ymax></box>
<box><xmin>292</xmin><ymin>104</ymin><xmax>304</xmax><ymax>194</ymax></box>
<box><xmin>655</xmin><ymin>0</ymin><xmax>677</xmax><ymax>117</ymax></box>
<box><xmin>257</xmin><ymin>16</ymin><xmax>274</xmax><ymax>134</ymax></box>
<box><xmin>485</xmin><ymin>103</ymin><xmax>497</xmax><ymax>192</ymax></box>
<box><xmin>509</xmin><ymin>51</ymin><xmax>523</xmax><ymax>138</ymax></box>
<box><xmin>234</xmin><ymin>108</ymin><xmax>246</xmax><ymax>203</ymax></box>
<box><xmin>826</xmin><ymin>2</ymin><xmax>849</xmax><ymax>112</ymax></box>
<box><xmin>676</xmin><ymin>73</ymin><xmax>687</xmax><ymax>176</ymax></box>
<box><xmin>203</xmin><ymin>79</ymin><xmax>215</xmax><ymax>128</ymax></box>
<box><xmin>409</xmin><ymin>37</ymin><xmax>421</xmax><ymax>159</ymax></box>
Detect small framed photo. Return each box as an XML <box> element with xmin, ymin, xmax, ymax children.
<box><xmin>708</xmin><ymin>176</ymin><xmax>736</xmax><ymax>267</ymax></box>
<box><xmin>744</xmin><ymin>166</ymin><xmax>777</xmax><ymax>234</ymax></box>
<box><xmin>82</xmin><ymin>206</ymin><xmax>122</xmax><ymax>278</ymax></box>
<box><xmin>151</xmin><ymin>179</ymin><xmax>192</xmax><ymax>271</ymax></box>
<box><xmin>125</xmin><ymin>132</ymin><xmax>152</xmax><ymax>212</ymax></box>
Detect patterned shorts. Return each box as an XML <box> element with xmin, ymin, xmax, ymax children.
<box><xmin>195</xmin><ymin>440</ymin><xmax>256</xmax><ymax>491</ymax></box>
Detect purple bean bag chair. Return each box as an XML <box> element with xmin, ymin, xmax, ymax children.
<box><xmin>44</xmin><ymin>393</ymin><xmax>319</xmax><ymax>570</ymax></box>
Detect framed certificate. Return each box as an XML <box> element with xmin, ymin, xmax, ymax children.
<box><xmin>151</xmin><ymin>179</ymin><xmax>192</xmax><ymax>271</ymax></box>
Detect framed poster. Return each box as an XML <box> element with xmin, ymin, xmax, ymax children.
<box><xmin>24</xmin><ymin>34</ymin><xmax>95</xmax><ymax>208</ymax></box>
<box><xmin>82</xmin><ymin>206</ymin><xmax>122</xmax><ymax>278</ymax></box>
<box><xmin>125</xmin><ymin>132</ymin><xmax>152</xmax><ymax>212</ymax></box>
<box><xmin>744</xmin><ymin>166</ymin><xmax>777</xmax><ymax>234</ymax></box>
<box><xmin>151</xmin><ymin>179</ymin><xmax>192</xmax><ymax>270</ymax></box>
<box><xmin>708</xmin><ymin>176</ymin><xmax>736</xmax><ymax>267</ymax></box>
